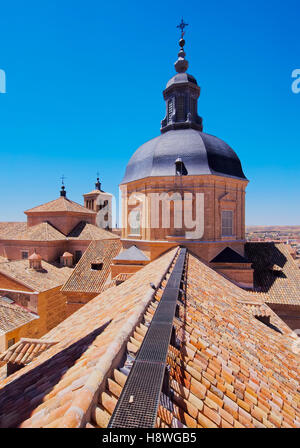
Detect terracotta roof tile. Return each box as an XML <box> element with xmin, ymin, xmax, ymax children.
<box><xmin>0</xmin><ymin>248</ymin><xmax>177</xmax><ymax>427</ymax></box>
<box><xmin>0</xmin><ymin>301</ymin><xmax>38</xmax><ymax>334</ymax></box>
<box><xmin>0</xmin><ymin>248</ymin><xmax>299</xmax><ymax>428</ymax></box>
<box><xmin>67</xmin><ymin>221</ymin><xmax>119</xmax><ymax>240</ymax></box>
<box><xmin>0</xmin><ymin>222</ymin><xmax>27</xmax><ymax>239</ymax></box>
<box><xmin>246</xmin><ymin>242</ymin><xmax>300</xmax><ymax>305</ymax></box>
<box><xmin>25</xmin><ymin>197</ymin><xmax>96</xmax><ymax>215</ymax></box>
<box><xmin>0</xmin><ymin>338</ymin><xmax>57</xmax><ymax>366</ymax></box>
<box><xmin>10</xmin><ymin>222</ymin><xmax>66</xmax><ymax>241</ymax></box>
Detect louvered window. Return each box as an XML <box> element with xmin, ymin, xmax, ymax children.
<box><xmin>167</xmin><ymin>100</ymin><xmax>173</xmax><ymax>122</ymax></box>
<box><xmin>176</xmin><ymin>96</ymin><xmax>185</xmax><ymax>122</ymax></box>
<box><xmin>222</xmin><ymin>210</ymin><xmax>233</xmax><ymax>236</ymax></box>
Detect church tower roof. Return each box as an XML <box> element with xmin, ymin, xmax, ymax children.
<box><xmin>160</xmin><ymin>18</ymin><xmax>203</xmax><ymax>133</ymax></box>
<box><xmin>121</xmin><ymin>21</ymin><xmax>247</xmax><ymax>184</ymax></box>
<box><xmin>25</xmin><ymin>196</ymin><xmax>96</xmax><ymax>215</ymax></box>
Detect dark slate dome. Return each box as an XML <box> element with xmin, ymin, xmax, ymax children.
<box><xmin>121</xmin><ymin>129</ymin><xmax>247</xmax><ymax>184</ymax></box>
<box><xmin>122</xmin><ymin>30</ymin><xmax>247</xmax><ymax>185</ymax></box>
<box><xmin>166</xmin><ymin>72</ymin><xmax>198</xmax><ymax>88</ymax></box>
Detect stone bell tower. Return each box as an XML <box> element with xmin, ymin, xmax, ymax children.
<box><xmin>83</xmin><ymin>176</ymin><xmax>112</xmax><ymax>230</ymax></box>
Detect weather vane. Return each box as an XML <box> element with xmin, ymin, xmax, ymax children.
<box><xmin>177</xmin><ymin>17</ymin><xmax>188</xmax><ymax>38</ymax></box>
<box><xmin>60</xmin><ymin>174</ymin><xmax>66</xmax><ymax>185</ymax></box>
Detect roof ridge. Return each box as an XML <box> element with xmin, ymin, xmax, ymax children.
<box><xmin>12</xmin><ymin>221</ymin><xmax>66</xmax><ymax>241</ymax></box>
<box><xmin>25</xmin><ymin>196</ymin><xmax>96</xmax><ymax>215</ymax></box>
<box><xmin>59</xmin><ymin>249</ymin><xmax>179</xmax><ymax>427</ymax></box>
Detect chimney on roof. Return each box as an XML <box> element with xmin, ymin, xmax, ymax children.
<box><xmin>29</xmin><ymin>251</ymin><xmax>42</xmax><ymax>270</ymax></box>
<box><xmin>60</xmin><ymin>252</ymin><xmax>73</xmax><ymax>267</ymax></box>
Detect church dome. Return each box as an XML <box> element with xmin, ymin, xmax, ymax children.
<box><xmin>122</xmin><ymin>25</ymin><xmax>247</xmax><ymax>185</ymax></box>
<box><xmin>166</xmin><ymin>72</ymin><xmax>198</xmax><ymax>88</ymax></box>
<box><xmin>121</xmin><ymin>129</ymin><xmax>247</xmax><ymax>184</ymax></box>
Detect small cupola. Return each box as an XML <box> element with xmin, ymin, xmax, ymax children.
<box><xmin>160</xmin><ymin>18</ymin><xmax>203</xmax><ymax>134</ymax></box>
<box><xmin>28</xmin><ymin>251</ymin><xmax>42</xmax><ymax>270</ymax></box>
<box><xmin>95</xmin><ymin>176</ymin><xmax>102</xmax><ymax>191</ymax></box>
<box><xmin>61</xmin><ymin>252</ymin><xmax>73</xmax><ymax>267</ymax></box>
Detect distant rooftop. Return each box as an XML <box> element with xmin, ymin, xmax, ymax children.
<box><xmin>67</xmin><ymin>221</ymin><xmax>118</xmax><ymax>241</ymax></box>
<box><xmin>62</xmin><ymin>239</ymin><xmax>122</xmax><ymax>294</ymax></box>
<box><xmin>0</xmin><ymin>259</ymin><xmax>72</xmax><ymax>292</ymax></box>
<box><xmin>25</xmin><ymin>196</ymin><xmax>96</xmax><ymax>215</ymax></box>
<box><xmin>246</xmin><ymin>242</ymin><xmax>300</xmax><ymax>306</ymax></box>
<box><xmin>114</xmin><ymin>245</ymin><xmax>150</xmax><ymax>262</ymax></box>
<box><xmin>0</xmin><ymin>299</ymin><xmax>38</xmax><ymax>335</ymax></box>
<box><xmin>0</xmin><ymin>222</ymin><xmax>27</xmax><ymax>239</ymax></box>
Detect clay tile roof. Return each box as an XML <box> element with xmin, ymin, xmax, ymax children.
<box><xmin>25</xmin><ymin>196</ymin><xmax>96</xmax><ymax>215</ymax></box>
<box><xmin>0</xmin><ymin>338</ymin><xmax>57</xmax><ymax>367</ymax></box>
<box><xmin>245</xmin><ymin>242</ymin><xmax>300</xmax><ymax>305</ymax></box>
<box><xmin>0</xmin><ymin>260</ymin><xmax>73</xmax><ymax>292</ymax></box>
<box><xmin>10</xmin><ymin>222</ymin><xmax>66</xmax><ymax>241</ymax></box>
<box><xmin>62</xmin><ymin>239</ymin><xmax>122</xmax><ymax>293</ymax></box>
<box><xmin>84</xmin><ymin>252</ymin><xmax>299</xmax><ymax>429</ymax></box>
<box><xmin>67</xmin><ymin>221</ymin><xmax>119</xmax><ymax>240</ymax></box>
<box><xmin>0</xmin><ymin>248</ymin><xmax>299</xmax><ymax>429</ymax></box>
<box><xmin>0</xmin><ymin>248</ymin><xmax>177</xmax><ymax>428</ymax></box>
<box><xmin>114</xmin><ymin>273</ymin><xmax>133</xmax><ymax>282</ymax></box>
<box><xmin>245</xmin><ymin>304</ymin><xmax>272</xmax><ymax>318</ymax></box>
<box><xmin>0</xmin><ymin>222</ymin><xmax>27</xmax><ymax>239</ymax></box>
<box><xmin>0</xmin><ymin>300</ymin><xmax>38</xmax><ymax>335</ymax></box>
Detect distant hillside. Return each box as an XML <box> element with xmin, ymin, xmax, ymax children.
<box><xmin>246</xmin><ymin>225</ymin><xmax>300</xmax><ymax>233</ymax></box>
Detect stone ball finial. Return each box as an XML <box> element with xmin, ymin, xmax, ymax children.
<box><xmin>174</xmin><ymin>39</ymin><xmax>189</xmax><ymax>73</ymax></box>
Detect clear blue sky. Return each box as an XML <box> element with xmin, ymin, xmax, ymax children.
<box><xmin>0</xmin><ymin>0</ymin><xmax>299</xmax><ymax>225</ymax></box>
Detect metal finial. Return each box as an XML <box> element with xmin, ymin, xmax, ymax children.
<box><xmin>60</xmin><ymin>175</ymin><xmax>67</xmax><ymax>197</ymax></box>
<box><xmin>95</xmin><ymin>172</ymin><xmax>101</xmax><ymax>191</ymax></box>
<box><xmin>175</xmin><ymin>18</ymin><xmax>189</xmax><ymax>73</ymax></box>
<box><xmin>177</xmin><ymin>17</ymin><xmax>188</xmax><ymax>38</ymax></box>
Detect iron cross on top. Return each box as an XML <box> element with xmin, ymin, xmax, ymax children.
<box><xmin>177</xmin><ymin>17</ymin><xmax>188</xmax><ymax>38</ymax></box>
